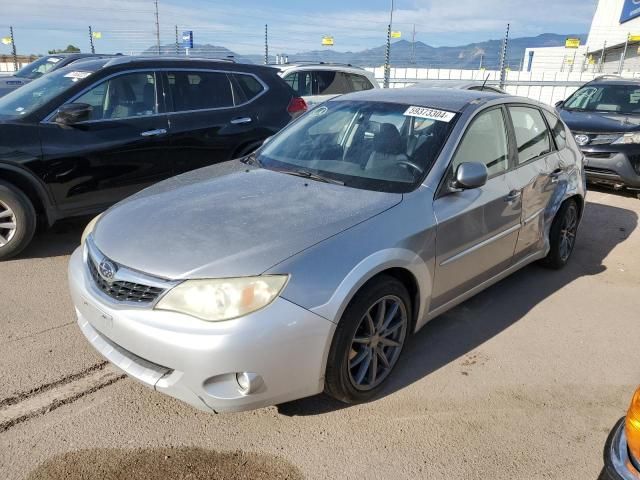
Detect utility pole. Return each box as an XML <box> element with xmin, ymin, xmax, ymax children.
<box><xmin>411</xmin><ymin>24</ymin><xmax>416</xmax><ymax>64</ymax></box>
<box><xmin>383</xmin><ymin>0</ymin><xmax>394</xmax><ymax>88</ymax></box>
<box><xmin>88</xmin><ymin>26</ymin><xmax>95</xmax><ymax>54</ymax></box>
<box><xmin>264</xmin><ymin>24</ymin><xmax>269</xmax><ymax>65</ymax></box>
<box><xmin>154</xmin><ymin>0</ymin><xmax>161</xmax><ymax>55</ymax></box>
<box><xmin>175</xmin><ymin>25</ymin><xmax>179</xmax><ymax>55</ymax></box>
<box><xmin>9</xmin><ymin>26</ymin><xmax>17</xmax><ymax>71</ymax></box>
<box><xmin>498</xmin><ymin>23</ymin><xmax>510</xmax><ymax>89</ymax></box>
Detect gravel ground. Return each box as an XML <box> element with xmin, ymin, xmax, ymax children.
<box><xmin>0</xmin><ymin>189</ymin><xmax>638</xmax><ymax>479</ymax></box>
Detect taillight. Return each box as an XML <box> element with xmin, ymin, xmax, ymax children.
<box><xmin>287</xmin><ymin>97</ymin><xmax>307</xmax><ymax>118</ymax></box>
<box><xmin>626</xmin><ymin>386</ymin><xmax>640</xmax><ymax>463</ymax></box>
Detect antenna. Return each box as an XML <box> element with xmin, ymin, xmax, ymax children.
<box><xmin>481</xmin><ymin>73</ymin><xmax>490</xmax><ymax>91</ymax></box>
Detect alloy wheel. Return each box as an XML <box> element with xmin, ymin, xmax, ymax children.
<box><xmin>559</xmin><ymin>204</ymin><xmax>578</xmax><ymax>262</ymax></box>
<box><xmin>348</xmin><ymin>295</ymin><xmax>408</xmax><ymax>391</ymax></box>
<box><xmin>0</xmin><ymin>200</ymin><xmax>16</xmax><ymax>248</ymax></box>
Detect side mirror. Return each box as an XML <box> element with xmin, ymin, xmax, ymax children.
<box><xmin>453</xmin><ymin>162</ymin><xmax>488</xmax><ymax>190</ymax></box>
<box><xmin>55</xmin><ymin>103</ymin><xmax>92</xmax><ymax>125</ymax></box>
<box><xmin>554</xmin><ymin>100</ymin><xmax>564</xmax><ymax>109</ymax></box>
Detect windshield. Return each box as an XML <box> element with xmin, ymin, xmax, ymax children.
<box><xmin>256</xmin><ymin>100</ymin><xmax>456</xmax><ymax>193</ymax></box>
<box><xmin>564</xmin><ymin>84</ymin><xmax>640</xmax><ymax>114</ymax></box>
<box><xmin>0</xmin><ymin>67</ymin><xmax>94</xmax><ymax>120</ymax></box>
<box><xmin>14</xmin><ymin>56</ymin><xmax>64</xmax><ymax>80</ymax></box>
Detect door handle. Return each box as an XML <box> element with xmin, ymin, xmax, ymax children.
<box><xmin>230</xmin><ymin>117</ymin><xmax>252</xmax><ymax>125</ymax></box>
<box><xmin>140</xmin><ymin>128</ymin><xmax>167</xmax><ymax>137</ymax></box>
<box><xmin>549</xmin><ymin>168</ymin><xmax>563</xmax><ymax>183</ymax></box>
<box><xmin>505</xmin><ymin>190</ymin><xmax>522</xmax><ymax>202</ymax></box>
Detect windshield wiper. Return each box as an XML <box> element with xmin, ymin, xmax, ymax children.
<box><xmin>278</xmin><ymin>169</ymin><xmax>345</xmax><ymax>185</ymax></box>
<box><xmin>241</xmin><ymin>153</ymin><xmax>262</xmax><ymax>167</ymax></box>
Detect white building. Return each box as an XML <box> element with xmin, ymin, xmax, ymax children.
<box><xmin>524</xmin><ymin>0</ymin><xmax>640</xmax><ymax>73</ymax></box>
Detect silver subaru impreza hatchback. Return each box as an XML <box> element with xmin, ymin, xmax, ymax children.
<box><xmin>69</xmin><ymin>88</ymin><xmax>586</xmax><ymax>413</ymax></box>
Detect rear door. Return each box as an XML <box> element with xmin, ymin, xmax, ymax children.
<box><xmin>163</xmin><ymin>69</ymin><xmax>268</xmax><ymax>175</ymax></box>
<box><xmin>39</xmin><ymin>70</ymin><xmax>172</xmax><ymax>213</ymax></box>
<box><xmin>506</xmin><ymin>105</ymin><xmax>558</xmax><ymax>261</ymax></box>
<box><xmin>431</xmin><ymin>106</ymin><xmax>521</xmax><ymax>310</ymax></box>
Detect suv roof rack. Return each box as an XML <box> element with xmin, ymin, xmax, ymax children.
<box><xmin>104</xmin><ymin>55</ymin><xmax>236</xmax><ymax>68</ymax></box>
<box><xmin>277</xmin><ymin>60</ymin><xmax>363</xmax><ymax>69</ymax></box>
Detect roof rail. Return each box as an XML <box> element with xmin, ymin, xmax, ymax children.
<box><xmin>277</xmin><ymin>60</ymin><xmax>363</xmax><ymax>69</ymax></box>
<box><xmin>591</xmin><ymin>74</ymin><xmax>622</xmax><ymax>81</ymax></box>
<box><xmin>104</xmin><ymin>55</ymin><xmax>236</xmax><ymax>68</ymax></box>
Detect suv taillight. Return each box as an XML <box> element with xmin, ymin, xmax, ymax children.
<box><xmin>287</xmin><ymin>97</ymin><xmax>307</xmax><ymax>118</ymax></box>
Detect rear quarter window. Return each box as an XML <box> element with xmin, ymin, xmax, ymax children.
<box><xmin>347</xmin><ymin>73</ymin><xmax>374</xmax><ymax>92</ymax></box>
<box><xmin>233</xmin><ymin>74</ymin><xmax>265</xmax><ymax>102</ymax></box>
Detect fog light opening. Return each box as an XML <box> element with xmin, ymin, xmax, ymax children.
<box><xmin>235</xmin><ymin>372</ymin><xmax>263</xmax><ymax>396</ymax></box>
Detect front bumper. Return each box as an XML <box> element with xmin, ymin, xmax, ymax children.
<box><xmin>602</xmin><ymin>418</ymin><xmax>640</xmax><ymax>480</ymax></box>
<box><xmin>68</xmin><ymin>247</ymin><xmax>336</xmax><ymax>413</ymax></box>
<box><xmin>582</xmin><ymin>147</ymin><xmax>640</xmax><ymax>189</ymax></box>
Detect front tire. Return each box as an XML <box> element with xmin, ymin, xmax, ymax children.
<box><xmin>540</xmin><ymin>198</ymin><xmax>579</xmax><ymax>270</ymax></box>
<box><xmin>0</xmin><ymin>181</ymin><xmax>37</xmax><ymax>260</ymax></box>
<box><xmin>325</xmin><ymin>275</ymin><xmax>411</xmax><ymax>404</ymax></box>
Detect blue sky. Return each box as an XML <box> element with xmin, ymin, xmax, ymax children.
<box><xmin>1</xmin><ymin>0</ymin><xmax>598</xmax><ymax>56</ymax></box>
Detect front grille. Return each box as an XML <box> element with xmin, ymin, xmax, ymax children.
<box><xmin>88</xmin><ymin>257</ymin><xmax>164</xmax><ymax>304</ymax></box>
<box><xmin>584</xmin><ymin>167</ymin><xmax>620</xmax><ymax>176</ymax></box>
<box><xmin>585</xmin><ymin>152</ymin><xmax>614</xmax><ymax>159</ymax></box>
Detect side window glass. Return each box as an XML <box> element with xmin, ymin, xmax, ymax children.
<box><xmin>233</xmin><ymin>74</ymin><xmax>264</xmax><ymax>102</ymax></box>
<box><xmin>284</xmin><ymin>72</ymin><xmax>312</xmax><ymax>97</ymax></box>
<box><xmin>74</xmin><ymin>72</ymin><xmax>157</xmax><ymax>121</ymax></box>
<box><xmin>348</xmin><ymin>73</ymin><xmax>374</xmax><ymax>92</ymax></box>
<box><xmin>167</xmin><ymin>71</ymin><xmax>234</xmax><ymax>112</ymax></box>
<box><xmin>452</xmin><ymin>108</ymin><xmax>509</xmax><ymax>177</ymax></box>
<box><xmin>315</xmin><ymin>71</ymin><xmax>350</xmax><ymax>95</ymax></box>
<box><xmin>543</xmin><ymin>110</ymin><xmax>567</xmax><ymax>150</ymax></box>
<box><xmin>509</xmin><ymin>106</ymin><xmax>551</xmax><ymax>164</ymax></box>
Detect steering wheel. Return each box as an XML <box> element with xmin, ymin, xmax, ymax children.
<box><xmin>396</xmin><ymin>160</ymin><xmax>424</xmax><ymax>176</ymax></box>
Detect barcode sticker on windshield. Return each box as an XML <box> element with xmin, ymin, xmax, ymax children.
<box><xmin>403</xmin><ymin>106</ymin><xmax>456</xmax><ymax>122</ymax></box>
<box><xmin>64</xmin><ymin>71</ymin><xmax>92</xmax><ymax>80</ymax></box>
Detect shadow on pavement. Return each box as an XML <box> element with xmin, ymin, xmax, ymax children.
<box><xmin>26</xmin><ymin>447</ymin><xmax>303</xmax><ymax>480</ymax></box>
<box><xmin>278</xmin><ymin>199</ymin><xmax>638</xmax><ymax>416</ymax></box>
<box><xmin>15</xmin><ymin>217</ymin><xmax>90</xmax><ymax>260</ymax></box>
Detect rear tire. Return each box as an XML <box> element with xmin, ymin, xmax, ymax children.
<box><xmin>0</xmin><ymin>181</ymin><xmax>37</xmax><ymax>260</ymax></box>
<box><xmin>540</xmin><ymin>199</ymin><xmax>579</xmax><ymax>270</ymax></box>
<box><xmin>324</xmin><ymin>275</ymin><xmax>411</xmax><ymax>404</ymax></box>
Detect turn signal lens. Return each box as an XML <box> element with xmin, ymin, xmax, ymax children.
<box><xmin>626</xmin><ymin>386</ymin><xmax>640</xmax><ymax>463</ymax></box>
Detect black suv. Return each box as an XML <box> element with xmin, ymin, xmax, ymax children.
<box><xmin>557</xmin><ymin>75</ymin><xmax>640</xmax><ymax>197</ymax></box>
<box><xmin>0</xmin><ymin>56</ymin><xmax>306</xmax><ymax>259</ymax></box>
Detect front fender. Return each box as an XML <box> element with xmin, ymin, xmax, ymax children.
<box><xmin>307</xmin><ymin>248</ymin><xmax>432</xmax><ymax>331</ymax></box>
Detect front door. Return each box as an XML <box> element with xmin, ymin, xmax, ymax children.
<box><xmin>40</xmin><ymin>70</ymin><xmax>171</xmax><ymax>213</ymax></box>
<box><xmin>431</xmin><ymin>107</ymin><xmax>521</xmax><ymax>310</ymax></box>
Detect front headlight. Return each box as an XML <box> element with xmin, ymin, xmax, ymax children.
<box><xmin>155</xmin><ymin>275</ymin><xmax>289</xmax><ymax>322</ymax></box>
<box><xmin>613</xmin><ymin>132</ymin><xmax>640</xmax><ymax>144</ymax></box>
<box><xmin>626</xmin><ymin>386</ymin><xmax>640</xmax><ymax>464</ymax></box>
<box><xmin>81</xmin><ymin>214</ymin><xmax>102</xmax><ymax>245</ymax></box>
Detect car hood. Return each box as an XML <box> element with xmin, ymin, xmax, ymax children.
<box><xmin>559</xmin><ymin>108</ymin><xmax>640</xmax><ymax>133</ymax></box>
<box><xmin>93</xmin><ymin>161</ymin><xmax>402</xmax><ymax>280</ymax></box>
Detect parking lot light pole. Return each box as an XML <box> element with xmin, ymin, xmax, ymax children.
<box><xmin>383</xmin><ymin>0</ymin><xmax>394</xmax><ymax>88</ymax></box>
<box><xmin>154</xmin><ymin>0</ymin><xmax>161</xmax><ymax>55</ymax></box>
<box><xmin>498</xmin><ymin>23</ymin><xmax>510</xmax><ymax>89</ymax></box>
<box><xmin>264</xmin><ymin>24</ymin><xmax>269</xmax><ymax>65</ymax></box>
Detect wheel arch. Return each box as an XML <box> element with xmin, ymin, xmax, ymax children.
<box><xmin>309</xmin><ymin>248</ymin><xmax>432</xmax><ymax>334</ymax></box>
<box><xmin>0</xmin><ymin>165</ymin><xmax>54</xmax><ymax>225</ymax></box>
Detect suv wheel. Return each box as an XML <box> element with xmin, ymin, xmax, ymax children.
<box><xmin>540</xmin><ymin>198</ymin><xmax>579</xmax><ymax>270</ymax></box>
<box><xmin>325</xmin><ymin>275</ymin><xmax>411</xmax><ymax>403</ymax></box>
<box><xmin>0</xmin><ymin>181</ymin><xmax>36</xmax><ymax>260</ymax></box>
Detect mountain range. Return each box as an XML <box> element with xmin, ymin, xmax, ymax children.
<box><xmin>145</xmin><ymin>33</ymin><xmax>587</xmax><ymax>69</ymax></box>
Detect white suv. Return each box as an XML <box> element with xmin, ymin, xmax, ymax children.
<box><xmin>276</xmin><ymin>63</ymin><xmax>379</xmax><ymax>109</ymax></box>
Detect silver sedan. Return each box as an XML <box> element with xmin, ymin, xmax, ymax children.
<box><xmin>69</xmin><ymin>88</ymin><xmax>586</xmax><ymax>413</ymax></box>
